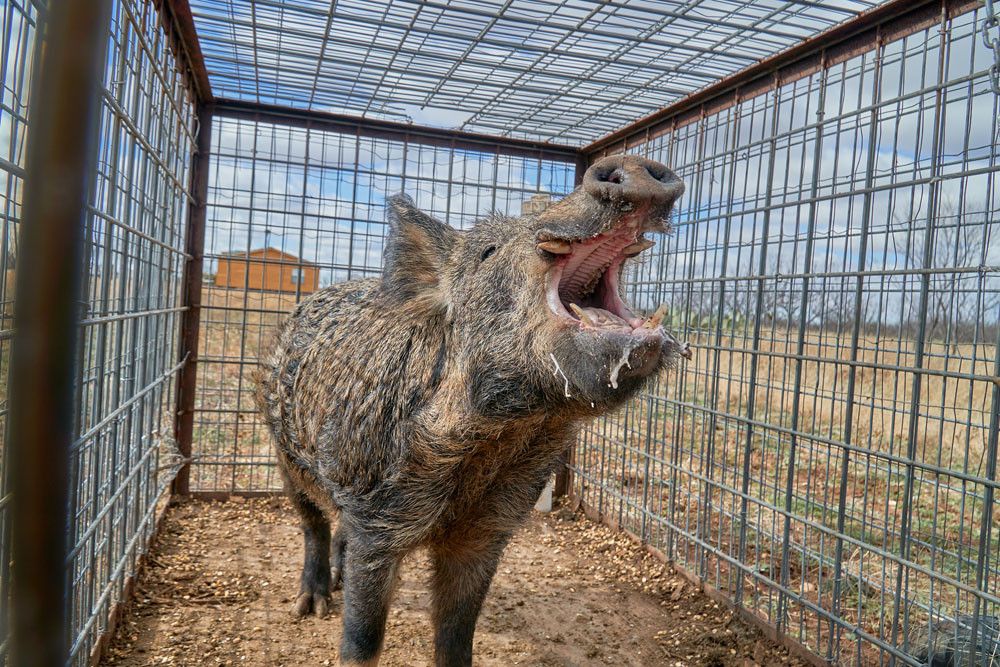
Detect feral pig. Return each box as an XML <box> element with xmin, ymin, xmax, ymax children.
<box><xmin>254</xmin><ymin>154</ymin><xmax>690</xmax><ymax>666</ymax></box>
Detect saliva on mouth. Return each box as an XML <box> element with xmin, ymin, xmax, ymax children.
<box><xmin>540</xmin><ymin>218</ymin><xmax>693</xmax><ymax>363</ymax></box>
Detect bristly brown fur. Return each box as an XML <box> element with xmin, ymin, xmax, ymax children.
<box><xmin>255</xmin><ymin>158</ymin><xmax>686</xmax><ymax>666</ymax></box>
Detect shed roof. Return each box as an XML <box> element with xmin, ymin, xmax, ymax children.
<box><xmin>220</xmin><ymin>248</ymin><xmax>318</xmax><ymax>264</ymax></box>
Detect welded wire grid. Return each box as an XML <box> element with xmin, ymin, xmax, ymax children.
<box><xmin>62</xmin><ymin>0</ymin><xmax>196</xmax><ymax>663</ymax></box>
<box><xmin>0</xmin><ymin>0</ymin><xmax>41</xmax><ymax>661</ymax></box>
<box><xmin>185</xmin><ymin>0</ymin><xmax>894</xmax><ymax>144</ymax></box>
<box><xmin>189</xmin><ymin>118</ymin><xmax>576</xmax><ymax>492</ymax></box>
<box><xmin>572</xmin><ymin>5</ymin><xmax>1000</xmax><ymax>665</ymax></box>
<box><xmin>3</xmin><ymin>0</ymin><xmax>1000</xmax><ymax>664</ymax></box>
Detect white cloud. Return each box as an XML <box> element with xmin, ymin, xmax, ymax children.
<box><xmin>394</xmin><ymin>104</ymin><xmax>474</xmax><ymax>129</ymax></box>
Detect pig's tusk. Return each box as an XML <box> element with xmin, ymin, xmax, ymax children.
<box><xmin>569</xmin><ymin>303</ymin><xmax>597</xmax><ymax>327</ymax></box>
<box><xmin>621</xmin><ymin>238</ymin><xmax>655</xmax><ymax>255</ymax></box>
<box><xmin>537</xmin><ymin>239</ymin><xmax>572</xmax><ymax>254</ymax></box>
<box><xmin>643</xmin><ymin>302</ymin><xmax>670</xmax><ymax>329</ymax></box>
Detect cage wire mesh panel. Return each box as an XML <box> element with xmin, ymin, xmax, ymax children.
<box><xmin>63</xmin><ymin>0</ymin><xmax>195</xmax><ymax>663</ymax></box>
<box><xmin>185</xmin><ymin>0</ymin><xmax>895</xmax><ymax>144</ymax></box>
<box><xmin>571</xmin><ymin>4</ymin><xmax>1000</xmax><ymax>665</ymax></box>
<box><xmin>190</xmin><ymin>118</ymin><xmax>576</xmax><ymax>493</ymax></box>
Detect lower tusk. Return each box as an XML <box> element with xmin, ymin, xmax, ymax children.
<box><xmin>644</xmin><ymin>302</ymin><xmax>670</xmax><ymax>329</ymax></box>
<box><xmin>643</xmin><ymin>302</ymin><xmax>670</xmax><ymax>329</ymax></box>
<box><xmin>569</xmin><ymin>303</ymin><xmax>597</xmax><ymax>327</ymax></box>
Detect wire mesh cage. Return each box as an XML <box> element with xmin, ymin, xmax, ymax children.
<box><xmin>2</xmin><ymin>0</ymin><xmax>196</xmax><ymax>662</ymax></box>
<box><xmin>1</xmin><ymin>0</ymin><xmax>999</xmax><ymax>665</ymax></box>
<box><xmin>573</xmin><ymin>4</ymin><xmax>1000</xmax><ymax>664</ymax></box>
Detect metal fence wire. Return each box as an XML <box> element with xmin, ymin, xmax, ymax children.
<box><xmin>1</xmin><ymin>0</ymin><xmax>196</xmax><ymax>663</ymax></box>
<box><xmin>574</xmin><ymin>4</ymin><xmax>1000</xmax><ymax>666</ymax></box>
<box><xmin>69</xmin><ymin>0</ymin><xmax>196</xmax><ymax>661</ymax></box>
<box><xmin>1</xmin><ymin>0</ymin><xmax>999</xmax><ymax>665</ymax></box>
<box><xmin>187</xmin><ymin>111</ymin><xmax>578</xmax><ymax>493</ymax></box>
<box><xmin>0</xmin><ymin>0</ymin><xmax>38</xmax><ymax>655</ymax></box>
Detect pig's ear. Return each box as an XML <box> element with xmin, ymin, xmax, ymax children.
<box><xmin>382</xmin><ymin>194</ymin><xmax>458</xmax><ymax>314</ymax></box>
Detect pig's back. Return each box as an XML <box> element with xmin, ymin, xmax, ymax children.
<box><xmin>255</xmin><ymin>277</ymin><xmax>448</xmax><ymax>494</ymax></box>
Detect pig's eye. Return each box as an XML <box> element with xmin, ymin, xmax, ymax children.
<box><xmin>480</xmin><ymin>246</ymin><xmax>497</xmax><ymax>262</ymax></box>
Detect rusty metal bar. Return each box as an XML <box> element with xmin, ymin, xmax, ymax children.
<box><xmin>210</xmin><ymin>99</ymin><xmax>580</xmax><ymax>164</ymax></box>
<box><xmin>583</xmin><ymin>0</ymin><xmax>980</xmax><ymax>156</ymax></box>
<box><xmin>172</xmin><ymin>107</ymin><xmax>212</xmax><ymax>496</ymax></box>
<box><xmin>7</xmin><ymin>1</ymin><xmax>112</xmax><ymax>664</ymax></box>
<box><xmin>157</xmin><ymin>0</ymin><xmax>213</xmax><ymax>103</ymax></box>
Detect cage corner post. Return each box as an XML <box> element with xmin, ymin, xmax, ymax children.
<box><xmin>7</xmin><ymin>0</ymin><xmax>113</xmax><ymax>664</ymax></box>
<box><xmin>172</xmin><ymin>105</ymin><xmax>212</xmax><ymax>497</ymax></box>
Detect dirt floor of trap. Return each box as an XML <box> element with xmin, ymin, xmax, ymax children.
<box><xmin>104</xmin><ymin>497</ymin><xmax>806</xmax><ymax>666</ymax></box>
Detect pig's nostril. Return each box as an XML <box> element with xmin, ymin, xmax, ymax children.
<box><xmin>591</xmin><ymin>167</ymin><xmax>625</xmax><ymax>186</ymax></box>
<box><xmin>644</xmin><ymin>164</ymin><xmax>669</xmax><ymax>183</ymax></box>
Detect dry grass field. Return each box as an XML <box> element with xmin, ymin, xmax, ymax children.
<box><xmin>575</xmin><ymin>328</ymin><xmax>998</xmax><ymax>661</ymax></box>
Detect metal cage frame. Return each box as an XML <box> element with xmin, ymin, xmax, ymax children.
<box><xmin>2</xmin><ymin>0</ymin><xmax>998</xmax><ymax>664</ymax></box>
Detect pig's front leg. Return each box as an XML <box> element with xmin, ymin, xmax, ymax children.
<box><xmin>430</xmin><ymin>530</ymin><xmax>512</xmax><ymax>667</ymax></box>
<box><xmin>289</xmin><ymin>491</ymin><xmax>333</xmax><ymax>618</ymax></box>
<box><xmin>337</xmin><ymin>540</ymin><xmax>402</xmax><ymax>667</ymax></box>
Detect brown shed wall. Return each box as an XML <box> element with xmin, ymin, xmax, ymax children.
<box><xmin>214</xmin><ymin>249</ymin><xmax>319</xmax><ymax>294</ymax></box>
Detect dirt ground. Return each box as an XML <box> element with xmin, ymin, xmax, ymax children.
<box><xmin>103</xmin><ymin>497</ymin><xmax>808</xmax><ymax>666</ymax></box>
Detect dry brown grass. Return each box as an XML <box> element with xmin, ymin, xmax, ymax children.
<box><xmin>685</xmin><ymin>329</ymin><xmax>995</xmax><ymax>464</ymax></box>
<box><xmin>189</xmin><ymin>287</ymin><xmax>304</xmax><ymax>491</ymax></box>
<box><xmin>576</xmin><ymin>328</ymin><xmax>998</xmax><ymax>663</ymax></box>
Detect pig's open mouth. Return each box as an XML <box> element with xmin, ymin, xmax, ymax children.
<box><xmin>541</xmin><ymin>218</ymin><xmax>668</xmax><ymax>338</ymax></box>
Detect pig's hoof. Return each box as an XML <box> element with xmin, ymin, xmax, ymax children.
<box><xmin>292</xmin><ymin>591</ymin><xmax>331</xmax><ymax>618</ymax></box>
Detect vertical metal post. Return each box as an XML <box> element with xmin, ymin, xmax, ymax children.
<box><xmin>776</xmin><ymin>61</ymin><xmax>827</xmax><ymax>634</ymax></box>
<box><xmin>705</xmin><ymin>99</ymin><xmax>741</xmax><ymax>596</ymax></box>
<box><xmin>829</xmin><ymin>38</ymin><xmax>882</xmax><ymax>663</ymax></box>
<box><xmin>172</xmin><ymin>107</ymin><xmax>212</xmax><ymax>496</ymax></box>
<box><xmin>735</xmin><ymin>74</ymin><xmax>781</xmax><ymax>609</ymax></box>
<box><xmin>346</xmin><ymin>125</ymin><xmax>362</xmax><ymax>282</ymax></box>
<box><xmin>8</xmin><ymin>1</ymin><xmax>112</xmax><ymax>665</ymax></box>
<box><xmin>692</xmin><ymin>107</ymin><xmax>712</xmax><ymax>581</ymax></box>
<box><xmin>968</xmin><ymin>325</ymin><xmax>1000</xmax><ymax>667</ymax></box>
<box><xmin>888</xmin><ymin>6</ymin><xmax>949</xmax><ymax>657</ymax></box>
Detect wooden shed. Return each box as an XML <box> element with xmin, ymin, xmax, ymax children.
<box><xmin>214</xmin><ymin>248</ymin><xmax>320</xmax><ymax>294</ymax></box>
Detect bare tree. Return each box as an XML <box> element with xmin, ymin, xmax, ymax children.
<box><xmin>897</xmin><ymin>204</ymin><xmax>995</xmax><ymax>343</ymax></box>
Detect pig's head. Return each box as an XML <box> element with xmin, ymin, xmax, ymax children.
<box><xmin>382</xmin><ymin>155</ymin><xmax>689</xmax><ymax>422</ymax></box>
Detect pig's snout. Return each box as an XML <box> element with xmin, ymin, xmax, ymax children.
<box><xmin>583</xmin><ymin>155</ymin><xmax>685</xmax><ymax>209</ymax></box>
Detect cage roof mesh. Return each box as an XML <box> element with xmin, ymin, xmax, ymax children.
<box><xmin>189</xmin><ymin>0</ymin><xmax>891</xmax><ymax>145</ymax></box>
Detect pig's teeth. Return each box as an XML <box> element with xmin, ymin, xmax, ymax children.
<box><xmin>537</xmin><ymin>239</ymin><xmax>572</xmax><ymax>254</ymax></box>
<box><xmin>569</xmin><ymin>303</ymin><xmax>596</xmax><ymax>327</ymax></box>
<box><xmin>643</xmin><ymin>302</ymin><xmax>670</xmax><ymax>329</ymax></box>
<box><xmin>578</xmin><ymin>262</ymin><xmax>611</xmax><ymax>298</ymax></box>
<box><xmin>622</xmin><ymin>238</ymin><xmax>655</xmax><ymax>256</ymax></box>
